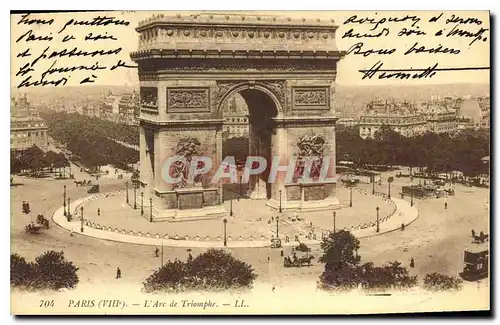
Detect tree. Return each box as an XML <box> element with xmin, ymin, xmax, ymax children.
<box><xmin>10</xmin><ymin>253</ymin><xmax>37</xmax><ymax>287</ymax></box>
<box><xmin>318</xmin><ymin>230</ymin><xmax>418</xmax><ymax>291</ymax></box>
<box><xmin>318</xmin><ymin>230</ymin><xmax>361</xmax><ymax>290</ymax></box>
<box><xmin>11</xmin><ymin>251</ymin><xmax>79</xmax><ymax>291</ymax></box>
<box><xmin>33</xmin><ymin>251</ymin><xmax>79</xmax><ymax>290</ymax></box>
<box><xmin>44</xmin><ymin>150</ymin><xmax>59</xmax><ymax>172</ymax></box>
<box><xmin>143</xmin><ymin>249</ymin><xmax>257</xmax><ymax>293</ymax></box>
<box><xmin>423</xmin><ymin>272</ymin><xmax>463</xmax><ymax>291</ymax></box>
<box><xmin>319</xmin><ymin>230</ymin><xmax>360</xmax><ymax>271</ymax></box>
<box><xmin>143</xmin><ymin>259</ymin><xmax>189</xmax><ymax>293</ymax></box>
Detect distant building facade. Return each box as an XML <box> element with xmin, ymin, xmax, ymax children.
<box><xmin>82</xmin><ymin>105</ymin><xmax>100</xmax><ymax>118</ymax></box>
<box><xmin>425</xmin><ymin>106</ymin><xmax>458</xmax><ymax>134</ymax></box>
<box><xmin>118</xmin><ymin>90</ymin><xmax>140</xmax><ymax>125</ymax></box>
<box><xmin>359</xmin><ymin>114</ymin><xmax>427</xmax><ymax>139</ymax></box>
<box><xmin>11</xmin><ymin>94</ymin><xmax>48</xmax><ymax>151</ymax></box>
<box><xmin>100</xmin><ymin>91</ymin><xmax>121</xmax><ymax>122</ymax></box>
<box><xmin>222</xmin><ymin>94</ymin><xmax>249</xmax><ymax>138</ymax></box>
<box><xmin>359</xmin><ymin>100</ymin><xmax>426</xmax><ymax>139</ymax></box>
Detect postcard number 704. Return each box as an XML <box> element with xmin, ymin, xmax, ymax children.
<box><xmin>39</xmin><ymin>300</ymin><xmax>55</xmax><ymax>308</ymax></box>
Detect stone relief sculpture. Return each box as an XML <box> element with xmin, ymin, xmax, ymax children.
<box><xmin>169</xmin><ymin>90</ymin><xmax>208</xmax><ymax>109</ymax></box>
<box><xmin>170</xmin><ymin>137</ymin><xmax>203</xmax><ymax>189</ymax></box>
<box><xmin>294</xmin><ymin>89</ymin><xmax>327</xmax><ymax>106</ymax></box>
<box><xmin>293</xmin><ymin>135</ymin><xmax>326</xmax><ymax>181</ymax></box>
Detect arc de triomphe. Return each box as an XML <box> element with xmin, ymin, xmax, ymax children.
<box><xmin>130</xmin><ymin>13</ymin><xmax>345</xmax><ymax>221</ymax></box>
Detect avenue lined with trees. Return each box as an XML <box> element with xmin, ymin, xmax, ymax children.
<box><xmin>337</xmin><ymin>126</ymin><xmax>489</xmax><ymax>178</ymax></box>
<box><xmin>40</xmin><ymin>111</ymin><xmax>139</xmax><ymax>171</ymax></box>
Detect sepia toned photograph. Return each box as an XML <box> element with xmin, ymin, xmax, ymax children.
<box><xmin>9</xmin><ymin>10</ymin><xmax>490</xmax><ymax>315</ymax></box>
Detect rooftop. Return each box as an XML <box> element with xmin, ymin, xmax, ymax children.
<box><xmin>137</xmin><ymin>12</ymin><xmax>337</xmax><ymax>30</ymax></box>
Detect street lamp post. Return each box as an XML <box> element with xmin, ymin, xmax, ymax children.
<box><xmin>80</xmin><ymin>206</ymin><xmax>84</xmax><ymax>233</ymax></box>
<box><xmin>223</xmin><ymin>218</ymin><xmax>228</xmax><ymax>247</ymax></box>
<box><xmin>372</xmin><ymin>177</ymin><xmax>375</xmax><ymax>195</ymax></box>
<box><xmin>387</xmin><ymin>177</ymin><xmax>394</xmax><ymax>199</ymax></box>
<box><xmin>349</xmin><ymin>186</ymin><xmax>353</xmax><ymax>207</ymax></box>
<box><xmin>240</xmin><ymin>175</ymin><xmax>243</xmax><ymax>198</ymax></box>
<box><xmin>276</xmin><ymin>215</ymin><xmax>279</xmax><ymax>238</ymax></box>
<box><xmin>333</xmin><ymin>211</ymin><xmax>336</xmax><ymax>234</ymax></box>
<box><xmin>141</xmin><ymin>192</ymin><xmax>144</xmax><ymax>216</ymax></box>
<box><xmin>67</xmin><ymin>197</ymin><xmax>71</xmax><ymax>219</ymax></box>
<box><xmin>279</xmin><ymin>190</ymin><xmax>282</xmax><ymax>213</ymax></box>
<box><xmin>376</xmin><ymin>206</ymin><xmax>380</xmax><ymax>233</ymax></box>
<box><xmin>149</xmin><ymin>197</ymin><xmax>153</xmax><ymax>222</ymax></box>
<box><xmin>133</xmin><ymin>185</ymin><xmax>137</xmax><ymax>209</ymax></box>
<box><xmin>125</xmin><ymin>181</ymin><xmax>129</xmax><ymax>204</ymax></box>
<box><xmin>63</xmin><ymin>185</ymin><xmax>67</xmax><ymax>216</ymax></box>
<box><xmin>230</xmin><ymin>199</ymin><xmax>233</xmax><ymax>217</ymax></box>
<box><xmin>410</xmin><ymin>192</ymin><xmax>414</xmax><ymax>207</ymax></box>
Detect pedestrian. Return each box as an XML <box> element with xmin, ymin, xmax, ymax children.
<box><xmin>280</xmin><ymin>248</ymin><xmax>284</xmax><ymax>257</ymax></box>
<box><xmin>444</xmin><ymin>202</ymin><xmax>448</xmax><ymax>210</ymax></box>
<box><xmin>410</xmin><ymin>257</ymin><xmax>415</xmax><ymax>268</ymax></box>
<box><xmin>267</xmin><ymin>256</ymin><xmax>270</xmax><ymax>262</ymax></box>
<box><xmin>116</xmin><ymin>267</ymin><xmax>121</xmax><ymax>279</ymax></box>
<box><xmin>154</xmin><ymin>247</ymin><xmax>159</xmax><ymax>257</ymax></box>
<box><xmin>401</xmin><ymin>223</ymin><xmax>405</xmax><ymax>231</ymax></box>
<box><xmin>97</xmin><ymin>208</ymin><xmax>100</xmax><ymax>216</ymax></box>
<box><xmin>272</xmin><ymin>286</ymin><xmax>275</xmax><ymax>293</ymax></box>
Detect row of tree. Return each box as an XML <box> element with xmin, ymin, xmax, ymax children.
<box><xmin>11</xmin><ymin>241</ymin><xmax>462</xmax><ymax>293</ymax></box>
<box><xmin>41</xmin><ymin>112</ymin><xmax>139</xmax><ymax>170</ymax></box>
<box><xmin>336</xmin><ymin>126</ymin><xmax>489</xmax><ymax>178</ymax></box>
<box><xmin>11</xmin><ymin>146</ymin><xmax>70</xmax><ymax>176</ymax></box>
<box><xmin>41</xmin><ymin>111</ymin><xmax>139</xmax><ymax>146</ymax></box>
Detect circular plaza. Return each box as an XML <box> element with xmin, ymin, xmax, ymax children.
<box><xmin>59</xmin><ymin>183</ymin><xmax>399</xmax><ymax>246</ymax></box>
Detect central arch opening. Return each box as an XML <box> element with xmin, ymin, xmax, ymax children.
<box><xmin>221</xmin><ymin>88</ymin><xmax>278</xmax><ymax>202</ymax></box>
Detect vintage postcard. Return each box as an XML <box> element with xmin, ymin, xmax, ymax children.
<box><xmin>10</xmin><ymin>10</ymin><xmax>490</xmax><ymax>315</ymax></box>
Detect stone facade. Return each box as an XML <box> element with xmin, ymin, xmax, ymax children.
<box><xmin>131</xmin><ymin>13</ymin><xmax>344</xmax><ymax>220</ymax></box>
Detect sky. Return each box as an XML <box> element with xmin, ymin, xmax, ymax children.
<box><xmin>10</xmin><ymin>11</ymin><xmax>490</xmax><ymax>87</ymax></box>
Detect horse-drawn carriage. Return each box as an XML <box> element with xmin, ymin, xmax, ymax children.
<box><xmin>25</xmin><ymin>223</ymin><xmax>42</xmax><ymax>234</ymax></box>
<box><xmin>283</xmin><ymin>253</ymin><xmax>315</xmax><ymax>268</ymax></box>
<box><xmin>74</xmin><ymin>180</ymin><xmax>93</xmax><ymax>187</ymax></box>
